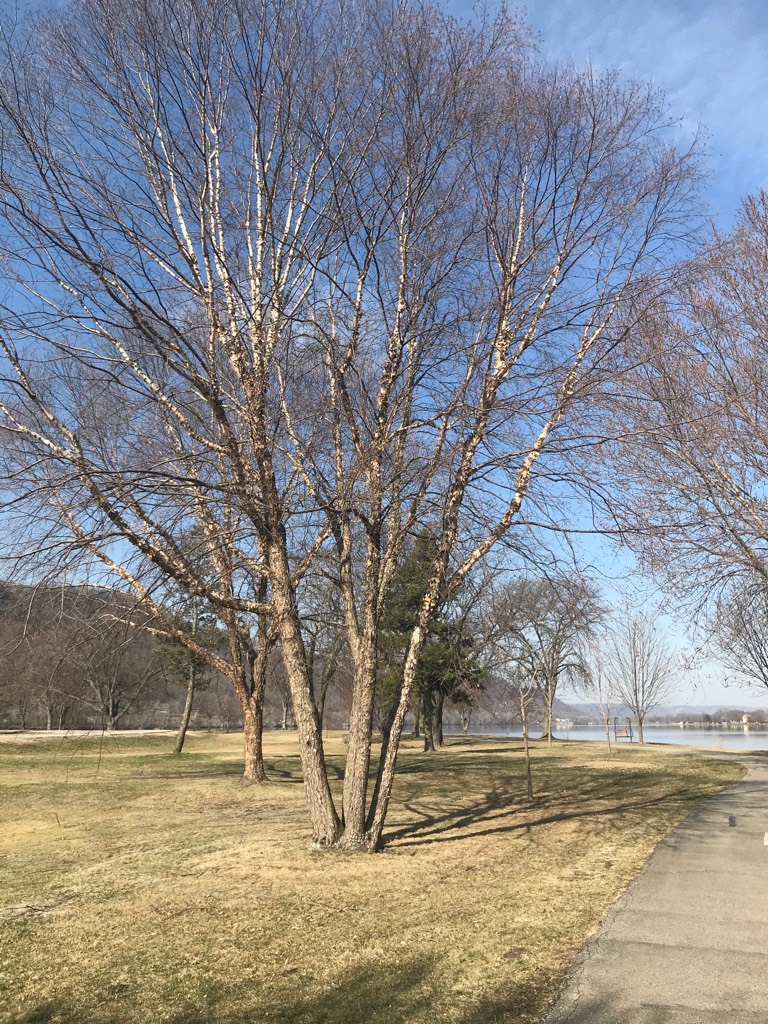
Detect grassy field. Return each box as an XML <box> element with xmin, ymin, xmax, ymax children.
<box><xmin>0</xmin><ymin>731</ymin><xmax>743</xmax><ymax>1024</ymax></box>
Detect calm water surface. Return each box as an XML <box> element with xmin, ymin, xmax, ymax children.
<box><xmin>496</xmin><ymin>725</ymin><xmax>768</xmax><ymax>750</ymax></box>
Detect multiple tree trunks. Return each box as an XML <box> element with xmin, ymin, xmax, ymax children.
<box><xmin>0</xmin><ymin>0</ymin><xmax>700</xmax><ymax>851</ymax></box>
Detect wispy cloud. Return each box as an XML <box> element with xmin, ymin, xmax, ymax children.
<box><xmin>525</xmin><ymin>0</ymin><xmax>768</xmax><ymax>220</ymax></box>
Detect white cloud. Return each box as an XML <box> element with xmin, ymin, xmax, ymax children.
<box><xmin>524</xmin><ymin>0</ymin><xmax>768</xmax><ymax>219</ymax></box>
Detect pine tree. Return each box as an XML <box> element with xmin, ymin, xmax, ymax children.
<box><xmin>378</xmin><ymin>531</ymin><xmax>484</xmax><ymax>751</ymax></box>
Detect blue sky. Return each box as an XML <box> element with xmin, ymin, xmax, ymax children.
<box><xmin>12</xmin><ymin>0</ymin><xmax>768</xmax><ymax>707</ymax></box>
<box><xmin>520</xmin><ymin>0</ymin><xmax>768</xmax><ymax>706</ymax></box>
<box><xmin>525</xmin><ymin>0</ymin><xmax>768</xmax><ymax>224</ymax></box>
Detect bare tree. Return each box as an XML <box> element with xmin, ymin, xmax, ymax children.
<box><xmin>578</xmin><ymin>645</ymin><xmax>621</xmax><ymax>752</ymax></box>
<box><xmin>607</xmin><ymin>612</ymin><xmax>676</xmax><ymax>743</ymax></box>
<box><xmin>604</xmin><ymin>192</ymin><xmax>768</xmax><ymax>613</ymax></box>
<box><xmin>0</xmin><ymin>584</ymin><xmax>85</xmax><ymax>729</ymax></box>
<box><xmin>487</xmin><ymin>576</ymin><xmax>601</xmax><ymax>743</ymax></box>
<box><xmin>712</xmin><ymin>584</ymin><xmax>768</xmax><ymax>692</ymax></box>
<box><xmin>481</xmin><ymin>582</ymin><xmax>543</xmax><ymax>798</ymax></box>
<box><xmin>0</xmin><ymin>0</ymin><xmax>700</xmax><ymax>849</ymax></box>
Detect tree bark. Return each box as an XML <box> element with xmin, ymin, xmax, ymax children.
<box><xmin>338</xmin><ymin>629</ymin><xmax>377</xmax><ymax>850</ymax></box>
<box><xmin>174</xmin><ymin>662</ymin><xmax>196</xmax><ymax>754</ymax></box>
<box><xmin>242</xmin><ymin>700</ymin><xmax>267</xmax><ymax>783</ymax></box>
<box><xmin>637</xmin><ymin>715</ymin><xmax>645</xmax><ymax>744</ymax></box>
<box><xmin>434</xmin><ymin>691</ymin><xmax>444</xmax><ymax>747</ymax></box>
<box><xmin>366</xmin><ymin>623</ymin><xmax>430</xmax><ymax>849</ymax></box>
<box><xmin>460</xmin><ymin>706</ymin><xmax>471</xmax><ymax>735</ymax></box>
<box><xmin>541</xmin><ymin>687</ymin><xmax>556</xmax><ymax>744</ymax></box>
<box><xmin>422</xmin><ymin>690</ymin><xmax>436</xmax><ymax>752</ymax></box>
<box><xmin>521</xmin><ymin>701</ymin><xmax>534</xmax><ymax>800</ymax></box>
<box><xmin>411</xmin><ymin>705</ymin><xmax>421</xmax><ymax>738</ymax></box>
<box><xmin>269</xmin><ymin>542</ymin><xmax>341</xmax><ymax>846</ymax></box>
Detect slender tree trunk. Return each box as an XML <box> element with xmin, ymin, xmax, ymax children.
<box><xmin>338</xmin><ymin>637</ymin><xmax>377</xmax><ymax>850</ymax></box>
<box><xmin>422</xmin><ymin>690</ymin><xmax>436</xmax><ymax>752</ymax></box>
<box><xmin>637</xmin><ymin>715</ymin><xmax>645</xmax><ymax>744</ymax></box>
<box><xmin>281</xmin><ymin>700</ymin><xmax>289</xmax><ymax>730</ymax></box>
<box><xmin>603</xmin><ymin>712</ymin><xmax>612</xmax><ymax>753</ymax></box>
<box><xmin>541</xmin><ymin>686</ymin><xmax>556</xmax><ymax>744</ymax></box>
<box><xmin>269</xmin><ymin>542</ymin><xmax>340</xmax><ymax>845</ymax></box>
<box><xmin>174</xmin><ymin>662</ymin><xmax>196</xmax><ymax>754</ymax></box>
<box><xmin>365</xmin><ymin>704</ymin><xmax>397</xmax><ymax>840</ymax></box>
<box><xmin>317</xmin><ymin>685</ymin><xmax>327</xmax><ymax>730</ymax></box>
<box><xmin>242</xmin><ymin>700</ymin><xmax>267</xmax><ymax>783</ymax></box>
<box><xmin>460</xmin><ymin>707</ymin><xmax>471</xmax><ymax>735</ymax></box>
<box><xmin>316</xmin><ymin>657</ymin><xmax>337</xmax><ymax>731</ymax></box>
<box><xmin>245</xmin><ymin>637</ymin><xmax>269</xmax><ymax>782</ymax></box>
<box><xmin>521</xmin><ymin>700</ymin><xmax>533</xmax><ymax>800</ymax></box>
<box><xmin>434</xmin><ymin>691</ymin><xmax>444</xmax><ymax>747</ymax></box>
<box><xmin>366</xmin><ymin>621</ymin><xmax>431</xmax><ymax>850</ymax></box>
<box><xmin>46</xmin><ymin>703</ymin><xmax>53</xmax><ymax>731</ymax></box>
<box><xmin>107</xmin><ymin>695</ymin><xmax>118</xmax><ymax>731</ymax></box>
<box><xmin>411</xmin><ymin>705</ymin><xmax>421</xmax><ymax>738</ymax></box>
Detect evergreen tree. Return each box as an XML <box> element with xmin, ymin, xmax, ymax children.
<box><xmin>377</xmin><ymin>531</ymin><xmax>484</xmax><ymax>751</ymax></box>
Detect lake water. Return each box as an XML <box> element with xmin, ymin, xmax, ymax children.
<box><xmin>491</xmin><ymin>725</ymin><xmax>768</xmax><ymax>751</ymax></box>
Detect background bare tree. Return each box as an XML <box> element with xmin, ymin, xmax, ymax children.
<box><xmin>487</xmin><ymin>576</ymin><xmax>602</xmax><ymax>743</ymax></box>
<box><xmin>712</xmin><ymin>584</ymin><xmax>768</xmax><ymax>692</ymax></box>
<box><xmin>607</xmin><ymin>611</ymin><xmax>676</xmax><ymax>743</ymax></box>
<box><xmin>578</xmin><ymin>643</ymin><xmax>621</xmax><ymax>752</ymax></box>
<box><xmin>603</xmin><ymin>192</ymin><xmax>768</xmax><ymax>615</ymax></box>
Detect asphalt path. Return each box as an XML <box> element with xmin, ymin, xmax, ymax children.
<box><xmin>544</xmin><ymin>753</ymin><xmax>768</xmax><ymax>1024</ymax></box>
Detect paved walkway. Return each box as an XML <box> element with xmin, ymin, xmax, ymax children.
<box><xmin>544</xmin><ymin>754</ymin><xmax>768</xmax><ymax>1024</ymax></box>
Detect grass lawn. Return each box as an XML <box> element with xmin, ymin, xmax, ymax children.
<box><xmin>0</xmin><ymin>731</ymin><xmax>743</xmax><ymax>1024</ymax></box>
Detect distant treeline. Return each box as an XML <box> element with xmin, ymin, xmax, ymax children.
<box><xmin>0</xmin><ymin>581</ymin><xmax>535</xmax><ymax>736</ymax></box>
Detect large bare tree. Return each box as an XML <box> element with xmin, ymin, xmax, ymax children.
<box><xmin>0</xmin><ymin>0</ymin><xmax>700</xmax><ymax>849</ymax></box>
<box><xmin>604</xmin><ymin>192</ymin><xmax>768</xmax><ymax>606</ymax></box>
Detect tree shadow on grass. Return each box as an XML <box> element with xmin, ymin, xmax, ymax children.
<box><xmin>15</xmin><ymin>954</ymin><xmax>557</xmax><ymax>1019</ymax></box>
<box><xmin>382</xmin><ymin>777</ymin><xmax>701</xmax><ymax>850</ymax></box>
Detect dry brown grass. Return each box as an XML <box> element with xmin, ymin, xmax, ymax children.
<box><xmin>0</xmin><ymin>731</ymin><xmax>742</xmax><ymax>1024</ymax></box>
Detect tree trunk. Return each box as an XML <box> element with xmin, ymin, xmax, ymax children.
<box><xmin>338</xmin><ymin>633</ymin><xmax>377</xmax><ymax>850</ymax></box>
<box><xmin>246</xmin><ymin>637</ymin><xmax>269</xmax><ymax>781</ymax></box>
<box><xmin>174</xmin><ymin>662</ymin><xmax>196</xmax><ymax>754</ymax></box>
<box><xmin>433</xmin><ymin>691</ymin><xmax>444</xmax><ymax>747</ymax></box>
<box><xmin>541</xmin><ymin>688</ymin><xmax>556</xmax><ymax>744</ymax></box>
<box><xmin>411</xmin><ymin>705</ymin><xmax>421</xmax><ymax>738</ymax></box>
<box><xmin>366</xmin><ymin>622</ymin><xmax>430</xmax><ymax>850</ymax></box>
<box><xmin>317</xmin><ymin>684</ymin><xmax>327</xmax><ymax>730</ymax></box>
<box><xmin>637</xmin><ymin>715</ymin><xmax>645</xmax><ymax>744</ymax></box>
<box><xmin>269</xmin><ymin>543</ymin><xmax>340</xmax><ymax>846</ymax></box>
<box><xmin>280</xmin><ymin>700</ymin><xmax>289</xmax><ymax>730</ymax></box>
<box><xmin>521</xmin><ymin>701</ymin><xmax>534</xmax><ymax>800</ymax></box>
<box><xmin>603</xmin><ymin>713</ymin><xmax>612</xmax><ymax>753</ymax></box>
<box><xmin>242</xmin><ymin>700</ymin><xmax>267</xmax><ymax>783</ymax></box>
<box><xmin>46</xmin><ymin>703</ymin><xmax>53</xmax><ymax>731</ymax></box>
<box><xmin>422</xmin><ymin>690</ymin><xmax>436</xmax><ymax>752</ymax></box>
<box><xmin>460</xmin><ymin>707</ymin><xmax>471</xmax><ymax>735</ymax></box>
